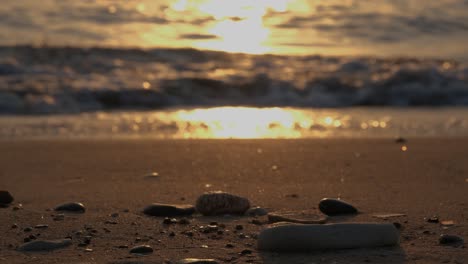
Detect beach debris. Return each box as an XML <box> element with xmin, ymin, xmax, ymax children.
<box><xmin>441</xmin><ymin>220</ymin><xmax>455</xmax><ymax>227</ymax></box>
<box><xmin>319</xmin><ymin>198</ymin><xmax>358</xmax><ymax>216</ymax></box>
<box><xmin>439</xmin><ymin>234</ymin><xmax>464</xmax><ymax>246</ymax></box>
<box><xmin>18</xmin><ymin>238</ymin><xmax>72</xmax><ymax>252</ymax></box>
<box><xmin>129</xmin><ymin>245</ymin><xmax>153</xmax><ymax>254</ymax></box>
<box><xmin>0</xmin><ymin>190</ymin><xmax>14</xmax><ymax>206</ymax></box>
<box><xmin>54</xmin><ymin>202</ymin><xmax>85</xmax><ymax>213</ymax></box>
<box><xmin>372</xmin><ymin>213</ymin><xmax>406</xmax><ymax>219</ymax></box>
<box><xmin>143</xmin><ymin>172</ymin><xmax>160</xmax><ymax>179</ymax></box>
<box><xmin>258</xmin><ymin>223</ymin><xmax>399</xmax><ymax>251</ymax></box>
<box><xmin>195</xmin><ymin>191</ymin><xmax>250</xmax><ymax>216</ymax></box>
<box><xmin>143</xmin><ymin>203</ymin><xmax>195</xmax><ymax>217</ymax></box>
<box><xmin>177</xmin><ymin>259</ymin><xmax>219</xmax><ymax>264</ymax></box>
<box><xmin>268</xmin><ymin>211</ymin><xmax>327</xmax><ymax>224</ymax></box>
<box><xmin>245</xmin><ymin>206</ymin><xmax>268</xmax><ymax>216</ymax></box>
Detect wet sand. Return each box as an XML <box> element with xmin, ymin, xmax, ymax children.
<box><xmin>0</xmin><ymin>139</ymin><xmax>467</xmax><ymax>263</ymax></box>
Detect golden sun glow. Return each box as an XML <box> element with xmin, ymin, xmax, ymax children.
<box><xmin>170</xmin><ymin>0</ymin><xmax>291</xmax><ymax>54</ymax></box>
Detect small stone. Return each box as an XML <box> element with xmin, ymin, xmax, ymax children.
<box><xmin>240</xmin><ymin>249</ymin><xmax>252</xmax><ymax>255</ymax></box>
<box><xmin>53</xmin><ymin>214</ymin><xmax>65</xmax><ymax>221</ymax></box>
<box><xmin>110</xmin><ymin>213</ymin><xmax>119</xmax><ymax>218</ymax></box>
<box><xmin>18</xmin><ymin>239</ymin><xmax>72</xmax><ymax>252</ymax></box>
<box><xmin>195</xmin><ymin>191</ymin><xmax>250</xmax><ymax>216</ymax></box>
<box><xmin>177</xmin><ymin>258</ymin><xmax>219</xmax><ymax>264</ymax></box>
<box><xmin>143</xmin><ymin>203</ymin><xmax>195</xmax><ymax>217</ymax></box>
<box><xmin>54</xmin><ymin>202</ymin><xmax>85</xmax><ymax>213</ymax></box>
<box><xmin>129</xmin><ymin>245</ymin><xmax>153</xmax><ymax>254</ymax></box>
<box><xmin>439</xmin><ymin>234</ymin><xmax>464</xmax><ymax>246</ymax></box>
<box><xmin>34</xmin><ymin>224</ymin><xmax>48</xmax><ymax>229</ymax></box>
<box><xmin>24</xmin><ymin>227</ymin><xmax>33</xmax><ymax>232</ymax></box>
<box><xmin>427</xmin><ymin>216</ymin><xmax>439</xmax><ymax>223</ymax></box>
<box><xmin>0</xmin><ymin>190</ymin><xmax>14</xmax><ymax>205</ymax></box>
<box><xmin>441</xmin><ymin>220</ymin><xmax>455</xmax><ymax>226</ymax></box>
<box><xmin>235</xmin><ymin>225</ymin><xmax>243</xmax><ymax>230</ymax></box>
<box><xmin>144</xmin><ymin>172</ymin><xmax>160</xmax><ymax>179</ymax></box>
<box><xmin>319</xmin><ymin>198</ymin><xmax>358</xmax><ymax>216</ymax></box>
<box><xmin>226</xmin><ymin>243</ymin><xmax>234</xmax><ymax>248</ymax></box>
<box><xmin>372</xmin><ymin>213</ymin><xmax>406</xmax><ymax>219</ymax></box>
<box><xmin>11</xmin><ymin>224</ymin><xmax>18</xmax><ymax>229</ymax></box>
<box><xmin>84</xmin><ymin>248</ymin><xmax>93</xmax><ymax>252</ymax></box>
<box><xmin>169</xmin><ymin>231</ymin><xmax>176</xmax><ymax>237</ymax></box>
<box><xmin>245</xmin><ymin>207</ymin><xmax>268</xmax><ymax>217</ymax></box>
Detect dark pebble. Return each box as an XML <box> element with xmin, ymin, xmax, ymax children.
<box><xmin>130</xmin><ymin>245</ymin><xmax>153</xmax><ymax>254</ymax></box>
<box><xmin>55</xmin><ymin>202</ymin><xmax>85</xmax><ymax>213</ymax></box>
<box><xmin>240</xmin><ymin>249</ymin><xmax>252</xmax><ymax>255</ymax></box>
<box><xmin>319</xmin><ymin>198</ymin><xmax>358</xmax><ymax>216</ymax></box>
<box><xmin>439</xmin><ymin>234</ymin><xmax>464</xmax><ymax>245</ymax></box>
<box><xmin>0</xmin><ymin>190</ymin><xmax>14</xmax><ymax>205</ymax></box>
<box><xmin>427</xmin><ymin>216</ymin><xmax>439</xmax><ymax>223</ymax></box>
<box><xmin>143</xmin><ymin>203</ymin><xmax>195</xmax><ymax>217</ymax></box>
<box><xmin>11</xmin><ymin>224</ymin><xmax>18</xmax><ymax>229</ymax></box>
<box><xmin>24</xmin><ymin>227</ymin><xmax>32</xmax><ymax>232</ymax></box>
<box><xmin>226</xmin><ymin>243</ymin><xmax>234</xmax><ymax>248</ymax></box>
<box><xmin>393</xmin><ymin>222</ymin><xmax>402</xmax><ymax>229</ymax></box>
<box><xmin>169</xmin><ymin>232</ymin><xmax>176</xmax><ymax>237</ymax></box>
<box><xmin>235</xmin><ymin>225</ymin><xmax>243</xmax><ymax>230</ymax></box>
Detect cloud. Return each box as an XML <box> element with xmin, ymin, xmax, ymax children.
<box><xmin>179</xmin><ymin>34</ymin><xmax>218</xmax><ymax>40</ymax></box>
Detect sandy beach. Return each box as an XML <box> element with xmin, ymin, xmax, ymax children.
<box><xmin>0</xmin><ymin>138</ymin><xmax>467</xmax><ymax>263</ymax></box>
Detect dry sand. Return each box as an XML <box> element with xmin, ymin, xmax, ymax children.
<box><xmin>0</xmin><ymin>138</ymin><xmax>467</xmax><ymax>263</ymax></box>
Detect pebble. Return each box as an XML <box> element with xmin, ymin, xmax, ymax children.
<box><xmin>177</xmin><ymin>259</ymin><xmax>219</xmax><ymax>264</ymax></box>
<box><xmin>318</xmin><ymin>198</ymin><xmax>358</xmax><ymax>216</ymax></box>
<box><xmin>268</xmin><ymin>211</ymin><xmax>327</xmax><ymax>224</ymax></box>
<box><xmin>143</xmin><ymin>203</ymin><xmax>195</xmax><ymax>217</ymax></box>
<box><xmin>395</xmin><ymin>137</ymin><xmax>407</xmax><ymax>144</ymax></box>
<box><xmin>18</xmin><ymin>239</ymin><xmax>72</xmax><ymax>252</ymax></box>
<box><xmin>0</xmin><ymin>190</ymin><xmax>14</xmax><ymax>205</ymax></box>
<box><xmin>439</xmin><ymin>235</ymin><xmax>464</xmax><ymax>245</ymax></box>
<box><xmin>195</xmin><ymin>191</ymin><xmax>250</xmax><ymax>216</ymax></box>
<box><xmin>54</xmin><ymin>202</ymin><xmax>86</xmax><ymax>213</ymax></box>
<box><xmin>427</xmin><ymin>216</ymin><xmax>439</xmax><ymax>223</ymax></box>
<box><xmin>129</xmin><ymin>245</ymin><xmax>154</xmax><ymax>254</ymax></box>
<box><xmin>143</xmin><ymin>172</ymin><xmax>160</xmax><ymax>179</ymax></box>
<box><xmin>245</xmin><ymin>207</ymin><xmax>268</xmax><ymax>216</ymax></box>
<box><xmin>258</xmin><ymin>223</ymin><xmax>399</xmax><ymax>251</ymax></box>
<box><xmin>34</xmin><ymin>224</ymin><xmax>49</xmax><ymax>229</ymax></box>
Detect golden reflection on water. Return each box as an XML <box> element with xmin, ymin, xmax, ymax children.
<box><xmin>173</xmin><ymin>107</ymin><xmax>352</xmax><ymax>138</ymax></box>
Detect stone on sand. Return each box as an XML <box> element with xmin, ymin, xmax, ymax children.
<box><xmin>245</xmin><ymin>206</ymin><xmax>268</xmax><ymax>216</ymax></box>
<box><xmin>177</xmin><ymin>259</ymin><xmax>219</xmax><ymax>264</ymax></box>
<box><xmin>55</xmin><ymin>202</ymin><xmax>85</xmax><ymax>213</ymax></box>
<box><xmin>129</xmin><ymin>245</ymin><xmax>153</xmax><ymax>254</ymax></box>
<box><xmin>195</xmin><ymin>191</ymin><xmax>250</xmax><ymax>216</ymax></box>
<box><xmin>18</xmin><ymin>239</ymin><xmax>72</xmax><ymax>252</ymax></box>
<box><xmin>143</xmin><ymin>203</ymin><xmax>195</xmax><ymax>217</ymax></box>
<box><xmin>319</xmin><ymin>198</ymin><xmax>357</xmax><ymax>216</ymax></box>
<box><xmin>0</xmin><ymin>190</ymin><xmax>14</xmax><ymax>205</ymax></box>
<box><xmin>258</xmin><ymin>223</ymin><xmax>399</xmax><ymax>251</ymax></box>
<box><xmin>439</xmin><ymin>234</ymin><xmax>464</xmax><ymax>245</ymax></box>
<box><xmin>268</xmin><ymin>211</ymin><xmax>327</xmax><ymax>224</ymax></box>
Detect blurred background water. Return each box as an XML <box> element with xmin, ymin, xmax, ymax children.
<box><xmin>1</xmin><ymin>0</ymin><xmax>468</xmax><ymax>138</ymax></box>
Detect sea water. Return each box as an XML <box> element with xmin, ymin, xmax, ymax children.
<box><xmin>1</xmin><ymin>1</ymin><xmax>468</xmax><ymax>139</ymax></box>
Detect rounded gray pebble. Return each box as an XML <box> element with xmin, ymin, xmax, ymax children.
<box><xmin>195</xmin><ymin>191</ymin><xmax>250</xmax><ymax>216</ymax></box>
<box><xmin>18</xmin><ymin>239</ymin><xmax>72</xmax><ymax>252</ymax></box>
<box><xmin>55</xmin><ymin>202</ymin><xmax>85</xmax><ymax>213</ymax></box>
<box><xmin>129</xmin><ymin>245</ymin><xmax>153</xmax><ymax>254</ymax></box>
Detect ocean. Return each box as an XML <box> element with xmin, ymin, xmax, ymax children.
<box><xmin>1</xmin><ymin>0</ymin><xmax>468</xmax><ymax>138</ymax></box>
